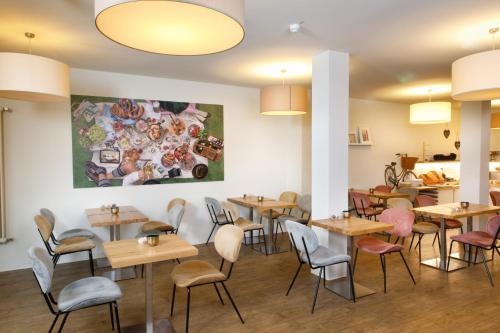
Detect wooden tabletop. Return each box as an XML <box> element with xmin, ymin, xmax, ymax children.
<box><xmin>228</xmin><ymin>197</ymin><xmax>296</xmax><ymax>209</ymax></box>
<box><xmin>86</xmin><ymin>206</ymin><xmax>149</xmax><ymax>227</ymax></box>
<box><xmin>353</xmin><ymin>190</ymin><xmax>410</xmax><ymax>200</ymax></box>
<box><xmin>103</xmin><ymin>234</ymin><xmax>198</xmax><ymax>268</ymax></box>
<box><xmin>413</xmin><ymin>203</ymin><xmax>500</xmax><ymax>219</ymax></box>
<box><xmin>311</xmin><ymin>217</ymin><xmax>393</xmax><ymax>236</ymax></box>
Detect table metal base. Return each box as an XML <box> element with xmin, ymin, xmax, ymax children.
<box><xmin>96</xmin><ymin>257</ymin><xmax>111</xmax><ymax>268</ymax></box>
<box><xmin>421</xmin><ymin>254</ymin><xmax>468</xmax><ymax>272</ymax></box>
<box><xmin>450</xmin><ymin>251</ymin><xmax>492</xmax><ymax>264</ymax></box>
<box><xmin>123</xmin><ymin>319</ymin><xmax>175</xmax><ymax>333</ymax></box>
<box><xmin>103</xmin><ymin>267</ymin><xmax>137</xmax><ymax>281</ymax></box>
<box><xmin>325</xmin><ymin>277</ymin><xmax>375</xmax><ymax>300</ymax></box>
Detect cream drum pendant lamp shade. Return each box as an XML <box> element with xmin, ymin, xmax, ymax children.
<box><xmin>95</xmin><ymin>0</ymin><xmax>245</xmax><ymax>55</ymax></box>
<box><xmin>409</xmin><ymin>102</ymin><xmax>451</xmax><ymax>124</ymax></box>
<box><xmin>0</xmin><ymin>52</ymin><xmax>69</xmax><ymax>102</ymax></box>
<box><xmin>451</xmin><ymin>27</ymin><xmax>500</xmax><ymax>101</ymax></box>
<box><xmin>260</xmin><ymin>85</ymin><xmax>308</xmax><ymax>116</ymax></box>
<box><xmin>491</xmin><ymin>112</ymin><xmax>500</xmax><ymax>129</ymax></box>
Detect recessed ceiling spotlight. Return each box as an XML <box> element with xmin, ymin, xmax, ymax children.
<box><xmin>289</xmin><ymin>22</ymin><xmax>302</xmax><ymax>33</ymax></box>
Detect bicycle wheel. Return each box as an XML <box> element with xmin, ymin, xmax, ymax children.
<box><xmin>384</xmin><ymin>167</ymin><xmax>397</xmax><ymax>189</ymax></box>
<box><xmin>402</xmin><ymin>170</ymin><xmax>417</xmax><ymax>182</ymax></box>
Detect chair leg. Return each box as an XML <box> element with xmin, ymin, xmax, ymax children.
<box><xmin>468</xmin><ymin>245</ymin><xmax>473</xmax><ymax>267</ymax></box>
<box><xmin>478</xmin><ymin>248</ymin><xmax>494</xmax><ymax>287</ymax></box>
<box><xmin>380</xmin><ymin>255</ymin><xmax>387</xmax><ymax>293</ymax></box>
<box><xmin>185</xmin><ymin>287</ymin><xmax>191</xmax><ymax>333</ymax></box>
<box><xmin>286</xmin><ymin>262</ymin><xmax>303</xmax><ymax>296</ymax></box>
<box><xmin>109</xmin><ymin>303</ymin><xmax>115</xmax><ymax>331</ymax></box>
<box><xmin>311</xmin><ymin>267</ymin><xmax>323</xmax><ymax>313</ymax></box>
<box><xmin>113</xmin><ymin>301</ymin><xmax>121</xmax><ymax>333</ymax></box>
<box><xmin>436</xmin><ymin>233</ymin><xmax>441</xmax><ymax>251</ymax></box>
<box><xmin>347</xmin><ymin>262</ymin><xmax>356</xmax><ymax>303</ymax></box>
<box><xmin>432</xmin><ymin>233</ymin><xmax>438</xmax><ymax>246</ymax></box>
<box><xmin>220</xmin><ymin>282</ymin><xmax>244</xmax><ymax>324</ymax></box>
<box><xmin>409</xmin><ymin>233</ymin><xmax>415</xmax><ymax>253</ymax></box>
<box><xmin>206</xmin><ymin>224</ymin><xmax>217</xmax><ymax>245</ymax></box>
<box><xmin>88</xmin><ymin>250</ymin><xmax>95</xmax><ymax>276</ymax></box>
<box><xmin>353</xmin><ymin>248</ymin><xmax>359</xmax><ymax>275</ymax></box>
<box><xmin>447</xmin><ymin>241</ymin><xmax>455</xmax><ymax>271</ymax></box>
<box><xmin>261</xmin><ymin>229</ymin><xmax>268</xmax><ymax>256</ymax></box>
<box><xmin>170</xmin><ymin>284</ymin><xmax>176</xmax><ymax>316</ymax></box>
<box><xmin>48</xmin><ymin>312</ymin><xmax>60</xmax><ymax>333</ymax></box>
<box><xmin>474</xmin><ymin>247</ymin><xmax>479</xmax><ymax>264</ymax></box>
<box><xmin>213</xmin><ymin>283</ymin><xmax>225</xmax><ymax>305</ymax></box>
<box><xmin>322</xmin><ymin>265</ymin><xmax>326</xmax><ymax>288</ymax></box>
<box><xmin>57</xmin><ymin>312</ymin><xmax>69</xmax><ymax>333</ymax></box>
<box><xmin>399</xmin><ymin>252</ymin><xmax>416</xmax><ymax>285</ymax></box>
<box><xmin>418</xmin><ymin>234</ymin><xmax>422</xmax><ymax>263</ymax></box>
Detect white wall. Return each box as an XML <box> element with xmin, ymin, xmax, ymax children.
<box><xmin>0</xmin><ymin>68</ymin><xmax>304</xmax><ymax>271</ymax></box>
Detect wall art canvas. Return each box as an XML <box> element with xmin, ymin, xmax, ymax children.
<box><xmin>71</xmin><ymin>94</ymin><xmax>224</xmax><ymax>188</ymax></box>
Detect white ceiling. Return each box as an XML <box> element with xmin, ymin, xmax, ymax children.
<box><xmin>1</xmin><ymin>0</ymin><xmax>500</xmax><ymax>103</ymax></box>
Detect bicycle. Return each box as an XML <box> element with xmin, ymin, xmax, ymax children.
<box><xmin>384</xmin><ymin>153</ymin><xmax>418</xmax><ymax>189</ymax></box>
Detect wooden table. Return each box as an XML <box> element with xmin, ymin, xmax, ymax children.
<box><xmin>103</xmin><ymin>234</ymin><xmax>198</xmax><ymax>333</ymax></box>
<box><xmin>311</xmin><ymin>217</ymin><xmax>393</xmax><ymax>300</ymax></box>
<box><xmin>354</xmin><ymin>189</ymin><xmax>410</xmax><ymax>208</ymax></box>
<box><xmin>228</xmin><ymin>197</ymin><xmax>296</xmax><ymax>254</ymax></box>
<box><xmin>412</xmin><ymin>203</ymin><xmax>500</xmax><ymax>271</ymax></box>
<box><xmin>86</xmin><ymin>205</ymin><xmax>149</xmax><ymax>280</ymax></box>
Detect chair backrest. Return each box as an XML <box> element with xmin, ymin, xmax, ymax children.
<box><xmin>34</xmin><ymin>215</ymin><xmax>54</xmax><ymax>242</ymax></box>
<box><xmin>379</xmin><ymin>208</ymin><xmax>415</xmax><ymax>238</ymax></box>
<box><xmin>297</xmin><ymin>194</ymin><xmax>311</xmax><ymax>214</ymax></box>
<box><xmin>396</xmin><ymin>187</ymin><xmax>418</xmax><ymax>203</ymax></box>
<box><xmin>279</xmin><ymin>191</ymin><xmax>298</xmax><ymax>203</ymax></box>
<box><xmin>285</xmin><ymin>220</ymin><xmax>319</xmax><ymax>254</ymax></box>
<box><xmin>39</xmin><ymin>208</ymin><xmax>56</xmax><ymax>227</ymax></box>
<box><xmin>214</xmin><ymin>225</ymin><xmax>244</xmax><ymax>263</ymax></box>
<box><xmin>351</xmin><ymin>192</ymin><xmax>371</xmax><ymax>214</ymax></box>
<box><xmin>374</xmin><ymin>185</ymin><xmax>392</xmax><ymax>193</ymax></box>
<box><xmin>167</xmin><ymin>198</ymin><xmax>186</xmax><ymax>212</ymax></box>
<box><xmin>387</xmin><ymin>198</ymin><xmax>413</xmax><ymax>210</ymax></box>
<box><xmin>28</xmin><ymin>247</ymin><xmax>54</xmax><ymax>293</ymax></box>
<box><xmin>220</xmin><ymin>201</ymin><xmax>240</xmax><ymax>221</ymax></box>
<box><xmin>490</xmin><ymin>191</ymin><xmax>500</xmax><ymax>206</ymax></box>
<box><xmin>204</xmin><ymin>197</ymin><xmax>222</xmax><ymax>215</ymax></box>
<box><xmin>167</xmin><ymin>204</ymin><xmax>185</xmax><ymax>229</ymax></box>
<box><xmin>487</xmin><ymin>215</ymin><xmax>500</xmax><ymax>239</ymax></box>
<box><xmin>415</xmin><ymin>195</ymin><xmax>437</xmax><ymax>207</ymax></box>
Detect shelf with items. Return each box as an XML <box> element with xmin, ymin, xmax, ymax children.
<box><xmin>348</xmin><ymin>126</ymin><xmax>372</xmax><ymax>145</ymax></box>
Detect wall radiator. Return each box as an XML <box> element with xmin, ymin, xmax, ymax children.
<box><xmin>0</xmin><ymin>107</ymin><xmax>11</xmax><ymax>244</ymax></box>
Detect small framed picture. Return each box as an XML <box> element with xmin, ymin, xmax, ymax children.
<box><xmin>348</xmin><ymin>133</ymin><xmax>357</xmax><ymax>144</ymax></box>
<box><xmin>100</xmin><ymin>149</ymin><xmax>121</xmax><ymax>164</ymax></box>
<box><xmin>358</xmin><ymin>127</ymin><xmax>372</xmax><ymax>144</ymax></box>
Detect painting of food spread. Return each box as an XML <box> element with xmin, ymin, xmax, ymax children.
<box><xmin>71</xmin><ymin>94</ymin><xmax>224</xmax><ymax>188</ymax></box>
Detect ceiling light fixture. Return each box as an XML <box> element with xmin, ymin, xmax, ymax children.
<box><xmin>95</xmin><ymin>0</ymin><xmax>245</xmax><ymax>56</ymax></box>
<box><xmin>260</xmin><ymin>69</ymin><xmax>308</xmax><ymax>116</ymax></box>
<box><xmin>491</xmin><ymin>112</ymin><xmax>500</xmax><ymax>130</ymax></box>
<box><xmin>0</xmin><ymin>33</ymin><xmax>69</xmax><ymax>102</ymax></box>
<box><xmin>289</xmin><ymin>22</ymin><xmax>302</xmax><ymax>33</ymax></box>
<box><xmin>452</xmin><ymin>27</ymin><xmax>500</xmax><ymax>101</ymax></box>
<box><xmin>409</xmin><ymin>89</ymin><xmax>451</xmax><ymax>124</ymax></box>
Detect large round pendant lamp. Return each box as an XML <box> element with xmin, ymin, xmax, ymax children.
<box><xmin>95</xmin><ymin>0</ymin><xmax>245</xmax><ymax>55</ymax></box>
<box><xmin>492</xmin><ymin>112</ymin><xmax>500</xmax><ymax>130</ymax></box>
<box><xmin>452</xmin><ymin>28</ymin><xmax>500</xmax><ymax>101</ymax></box>
<box><xmin>260</xmin><ymin>85</ymin><xmax>308</xmax><ymax>116</ymax></box>
<box><xmin>409</xmin><ymin>102</ymin><xmax>451</xmax><ymax>124</ymax></box>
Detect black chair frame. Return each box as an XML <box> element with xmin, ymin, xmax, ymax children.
<box><xmin>223</xmin><ymin>209</ymin><xmax>268</xmax><ymax>256</ymax></box>
<box><xmin>352</xmin><ymin>196</ymin><xmax>381</xmax><ymax>221</ymax></box>
<box><xmin>205</xmin><ymin>203</ymin><xmax>234</xmax><ymax>245</ymax></box>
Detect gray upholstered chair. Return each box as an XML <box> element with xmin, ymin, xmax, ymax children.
<box><xmin>204</xmin><ymin>197</ymin><xmax>231</xmax><ymax>244</ymax></box>
<box><xmin>221</xmin><ymin>201</ymin><xmax>268</xmax><ymax>255</ymax></box>
<box><xmin>29</xmin><ymin>247</ymin><xmax>122</xmax><ymax>332</ymax></box>
<box><xmin>40</xmin><ymin>208</ymin><xmax>95</xmax><ymax>243</ymax></box>
<box><xmin>276</xmin><ymin>194</ymin><xmax>311</xmax><ymax>246</ymax></box>
<box><xmin>170</xmin><ymin>225</ymin><xmax>245</xmax><ymax>333</ymax></box>
<box><xmin>285</xmin><ymin>220</ymin><xmax>355</xmax><ymax>313</ymax></box>
<box><xmin>34</xmin><ymin>214</ymin><xmax>96</xmax><ymax>276</ymax></box>
<box><xmin>140</xmin><ymin>198</ymin><xmax>186</xmax><ymax>234</ymax></box>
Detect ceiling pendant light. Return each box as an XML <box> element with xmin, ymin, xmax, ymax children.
<box><xmin>260</xmin><ymin>69</ymin><xmax>308</xmax><ymax>116</ymax></box>
<box><xmin>492</xmin><ymin>112</ymin><xmax>500</xmax><ymax>130</ymax></box>
<box><xmin>452</xmin><ymin>27</ymin><xmax>500</xmax><ymax>101</ymax></box>
<box><xmin>409</xmin><ymin>89</ymin><xmax>451</xmax><ymax>124</ymax></box>
<box><xmin>95</xmin><ymin>0</ymin><xmax>245</xmax><ymax>56</ymax></box>
<box><xmin>0</xmin><ymin>33</ymin><xmax>69</xmax><ymax>102</ymax></box>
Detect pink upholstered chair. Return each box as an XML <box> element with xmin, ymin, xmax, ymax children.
<box><xmin>490</xmin><ymin>191</ymin><xmax>500</xmax><ymax>208</ymax></box>
<box><xmin>447</xmin><ymin>215</ymin><xmax>500</xmax><ymax>286</ymax></box>
<box><xmin>373</xmin><ymin>185</ymin><xmax>392</xmax><ymax>207</ymax></box>
<box><xmin>353</xmin><ymin>208</ymin><xmax>416</xmax><ymax>293</ymax></box>
<box><xmin>415</xmin><ymin>195</ymin><xmax>463</xmax><ymax>246</ymax></box>
<box><xmin>351</xmin><ymin>192</ymin><xmax>384</xmax><ymax>220</ymax></box>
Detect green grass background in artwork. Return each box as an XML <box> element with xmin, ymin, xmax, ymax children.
<box><xmin>71</xmin><ymin>95</ymin><xmax>224</xmax><ymax>188</ymax></box>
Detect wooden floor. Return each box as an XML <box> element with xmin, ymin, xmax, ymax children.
<box><xmin>1</xmin><ymin>233</ymin><xmax>499</xmax><ymax>333</ymax></box>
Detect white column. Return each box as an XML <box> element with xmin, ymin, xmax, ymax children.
<box><xmin>311</xmin><ymin>50</ymin><xmax>349</xmax><ymax>279</ymax></box>
<box><xmin>460</xmin><ymin>101</ymin><xmax>491</xmax><ymax>229</ymax></box>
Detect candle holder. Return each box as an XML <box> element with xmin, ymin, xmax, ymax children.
<box><xmin>369</xmin><ymin>188</ymin><xmax>375</xmax><ymax>194</ymax></box>
<box><xmin>110</xmin><ymin>204</ymin><xmax>120</xmax><ymax>215</ymax></box>
<box><xmin>146</xmin><ymin>234</ymin><xmax>159</xmax><ymax>247</ymax></box>
<box><xmin>257</xmin><ymin>196</ymin><xmax>264</xmax><ymax>202</ymax></box>
<box><xmin>343</xmin><ymin>210</ymin><xmax>351</xmax><ymax>218</ymax></box>
<box><xmin>460</xmin><ymin>201</ymin><xmax>470</xmax><ymax>209</ymax></box>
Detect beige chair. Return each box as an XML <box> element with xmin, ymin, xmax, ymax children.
<box><xmin>34</xmin><ymin>215</ymin><xmax>96</xmax><ymax>276</ymax></box>
<box><xmin>170</xmin><ymin>225</ymin><xmax>245</xmax><ymax>333</ymax></box>
<box><xmin>221</xmin><ymin>201</ymin><xmax>268</xmax><ymax>255</ymax></box>
<box><xmin>140</xmin><ymin>198</ymin><xmax>186</xmax><ymax>234</ymax></box>
<box><xmin>259</xmin><ymin>191</ymin><xmax>297</xmax><ymax>223</ymax></box>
